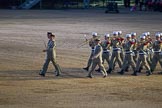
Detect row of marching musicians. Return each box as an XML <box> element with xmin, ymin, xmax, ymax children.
<box><xmin>83</xmin><ymin>31</ymin><xmax>162</xmax><ymax>78</ymax></box>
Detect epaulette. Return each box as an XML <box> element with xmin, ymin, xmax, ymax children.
<box><xmin>130</xmin><ymin>41</ymin><xmax>135</xmax><ymax>44</ymax></box>
<box><xmin>107</xmin><ymin>41</ymin><xmax>111</xmax><ymax>44</ymax></box>
<box><xmin>120</xmin><ymin>38</ymin><xmax>124</xmax><ymax>41</ymax></box>
<box><xmin>144</xmin><ymin>42</ymin><xmax>149</xmax><ymax>45</ymax></box>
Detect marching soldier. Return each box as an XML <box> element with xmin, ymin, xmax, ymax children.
<box><xmin>123</xmin><ymin>32</ymin><xmax>137</xmax><ymax>72</ymax></box>
<box><xmin>118</xmin><ymin>34</ymin><xmax>136</xmax><ymax>75</ymax></box>
<box><xmin>131</xmin><ymin>32</ymin><xmax>138</xmax><ymax>63</ymax></box>
<box><xmin>159</xmin><ymin>32</ymin><xmax>162</xmax><ymax>74</ymax></box>
<box><xmin>101</xmin><ymin>33</ymin><xmax>111</xmax><ymax>67</ymax></box>
<box><xmin>87</xmin><ymin>38</ymin><xmax>107</xmax><ymax>78</ymax></box>
<box><xmin>83</xmin><ymin>32</ymin><xmax>98</xmax><ymax>71</ymax></box>
<box><xmin>107</xmin><ymin>31</ymin><xmax>123</xmax><ymax>74</ymax></box>
<box><xmin>39</xmin><ymin>32</ymin><xmax>61</xmax><ymax>77</ymax></box>
<box><xmin>138</xmin><ymin>32</ymin><xmax>152</xmax><ymax>72</ymax></box>
<box><xmin>151</xmin><ymin>33</ymin><xmax>162</xmax><ymax>73</ymax></box>
<box><xmin>117</xmin><ymin>31</ymin><xmax>125</xmax><ymax>71</ymax></box>
<box><xmin>145</xmin><ymin>32</ymin><xmax>153</xmax><ymax>67</ymax></box>
<box><xmin>95</xmin><ymin>33</ymin><xmax>111</xmax><ymax>72</ymax></box>
<box><xmin>118</xmin><ymin>31</ymin><xmax>125</xmax><ymax>61</ymax></box>
<box><xmin>132</xmin><ymin>35</ymin><xmax>152</xmax><ymax>76</ymax></box>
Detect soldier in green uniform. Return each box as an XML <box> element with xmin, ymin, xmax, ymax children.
<box><xmin>151</xmin><ymin>33</ymin><xmax>162</xmax><ymax>73</ymax></box>
<box><xmin>107</xmin><ymin>31</ymin><xmax>123</xmax><ymax>74</ymax></box>
<box><xmin>159</xmin><ymin>32</ymin><xmax>162</xmax><ymax>74</ymax></box>
<box><xmin>95</xmin><ymin>33</ymin><xmax>111</xmax><ymax>72</ymax></box>
<box><xmin>83</xmin><ymin>32</ymin><xmax>98</xmax><ymax>71</ymax></box>
<box><xmin>137</xmin><ymin>32</ymin><xmax>153</xmax><ymax>72</ymax></box>
<box><xmin>118</xmin><ymin>31</ymin><xmax>125</xmax><ymax>61</ymax></box>
<box><xmin>101</xmin><ymin>34</ymin><xmax>111</xmax><ymax>67</ymax></box>
<box><xmin>132</xmin><ymin>35</ymin><xmax>152</xmax><ymax>76</ymax></box>
<box><xmin>118</xmin><ymin>34</ymin><xmax>136</xmax><ymax>75</ymax></box>
<box><xmin>87</xmin><ymin>38</ymin><xmax>107</xmax><ymax>78</ymax></box>
<box><xmin>131</xmin><ymin>32</ymin><xmax>138</xmax><ymax>63</ymax></box>
<box><xmin>145</xmin><ymin>32</ymin><xmax>153</xmax><ymax>67</ymax></box>
<box><xmin>39</xmin><ymin>32</ymin><xmax>61</xmax><ymax>77</ymax></box>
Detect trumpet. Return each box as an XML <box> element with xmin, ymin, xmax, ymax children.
<box><xmin>77</xmin><ymin>34</ymin><xmax>94</xmax><ymax>48</ymax></box>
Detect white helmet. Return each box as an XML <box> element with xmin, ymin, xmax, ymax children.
<box><xmin>131</xmin><ymin>32</ymin><xmax>136</xmax><ymax>36</ymax></box>
<box><xmin>147</xmin><ymin>32</ymin><xmax>150</xmax><ymax>36</ymax></box>
<box><xmin>140</xmin><ymin>35</ymin><xmax>146</xmax><ymax>39</ymax></box>
<box><xmin>118</xmin><ymin>31</ymin><xmax>122</xmax><ymax>35</ymax></box>
<box><xmin>155</xmin><ymin>33</ymin><xmax>160</xmax><ymax>37</ymax></box>
<box><xmin>142</xmin><ymin>32</ymin><xmax>148</xmax><ymax>36</ymax></box>
<box><xmin>126</xmin><ymin>34</ymin><xmax>131</xmax><ymax>38</ymax></box>
<box><xmin>113</xmin><ymin>31</ymin><xmax>118</xmax><ymax>36</ymax></box>
<box><xmin>105</xmin><ymin>33</ymin><xmax>110</xmax><ymax>38</ymax></box>
<box><xmin>92</xmin><ymin>32</ymin><xmax>97</xmax><ymax>36</ymax></box>
<box><xmin>160</xmin><ymin>33</ymin><xmax>162</xmax><ymax>36</ymax></box>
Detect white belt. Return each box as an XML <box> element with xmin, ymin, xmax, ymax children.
<box><xmin>139</xmin><ymin>53</ymin><xmax>146</xmax><ymax>55</ymax></box>
<box><xmin>113</xmin><ymin>48</ymin><xmax>121</xmax><ymax>50</ymax></box>
<box><xmin>154</xmin><ymin>50</ymin><xmax>161</xmax><ymax>53</ymax></box>
<box><xmin>103</xmin><ymin>50</ymin><xmax>110</xmax><ymax>53</ymax></box>
<box><xmin>113</xmin><ymin>48</ymin><xmax>121</xmax><ymax>51</ymax></box>
<box><xmin>125</xmin><ymin>51</ymin><xmax>133</xmax><ymax>54</ymax></box>
<box><xmin>92</xmin><ymin>49</ymin><xmax>95</xmax><ymax>51</ymax></box>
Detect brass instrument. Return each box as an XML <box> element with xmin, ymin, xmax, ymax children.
<box><xmin>77</xmin><ymin>35</ymin><xmax>92</xmax><ymax>48</ymax></box>
<box><xmin>77</xmin><ymin>34</ymin><xmax>100</xmax><ymax>48</ymax></box>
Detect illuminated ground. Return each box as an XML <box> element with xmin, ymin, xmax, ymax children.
<box><xmin>0</xmin><ymin>9</ymin><xmax>162</xmax><ymax>108</ymax></box>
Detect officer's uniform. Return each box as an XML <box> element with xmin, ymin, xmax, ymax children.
<box><xmin>88</xmin><ymin>39</ymin><xmax>107</xmax><ymax>78</ymax></box>
<box><xmin>83</xmin><ymin>32</ymin><xmax>97</xmax><ymax>71</ymax></box>
<box><xmin>151</xmin><ymin>33</ymin><xmax>162</xmax><ymax>72</ymax></box>
<box><xmin>107</xmin><ymin>32</ymin><xmax>123</xmax><ymax>73</ymax></box>
<box><xmin>101</xmin><ymin>34</ymin><xmax>111</xmax><ymax>67</ymax></box>
<box><xmin>132</xmin><ymin>35</ymin><xmax>152</xmax><ymax>76</ymax></box>
<box><xmin>118</xmin><ymin>34</ymin><xmax>136</xmax><ymax>75</ymax></box>
<box><xmin>40</xmin><ymin>37</ymin><xmax>61</xmax><ymax>76</ymax></box>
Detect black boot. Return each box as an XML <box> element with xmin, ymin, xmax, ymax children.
<box><xmin>39</xmin><ymin>70</ymin><xmax>45</xmax><ymax>77</ymax></box>
<box><xmin>95</xmin><ymin>68</ymin><xmax>101</xmax><ymax>73</ymax></box>
<box><xmin>146</xmin><ymin>70</ymin><xmax>152</xmax><ymax>76</ymax></box>
<box><xmin>118</xmin><ymin>69</ymin><xmax>124</xmax><ymax>75</ymax></box>
<box><xmin>125</xmin><ymin>66</ymin><xmax>129</xmax><ymax>72</ymax></box>
<box><xmin>55</xmin><ymin>71</ymin><xmax>60</xmax><ymax>76</ymax></box>
<box><xmin>83</xmin><ymin>67</ymin><xmax>89</xmax><ymax>71</ymax></box>
<box><xmin>158</xmin><ymin>72</ymin><xmax>162</xmax><ymax>74</ymax></box>
<box><xmin>107</xmin><ymin>68</ymin><xmax>112</xmax><ymax>74</ymax></box>
<box><xmin>131</xmin><ymin>71</ymin><xmax>137</xmax><ymax>76</ymax></box>
<box><xmin>39</xmin><ymin>73</ymin><xmax>45</xmax><ymax>77</ymax></box>
<box><xmin>87</xmin><ymin>75</ymin><xmax>93</xmax><ymax>78</ymax></box>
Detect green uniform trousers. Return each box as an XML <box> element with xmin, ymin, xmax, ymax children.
<box><xmin>151</xmin><ymin>52</ymin><xmax>162</xmax><ymax>71</ymax></box>
<box><xmin>86</xmin><ymin>50</ymin><xmax>94</xmax><ymax>68</ymax></box>
<box><xmin>109</xmin><ymin>50</ymin><xmax>123</xmax><ymax>69</ymax></box>
<box><xmin>88</xmin><ymin>60</ymin><xmax>107</xmax><ymax>77</ymax></box>
<box><xmin>121</xmin><ymin>53</ymin><xmax>136</xmax><ymax>71</ymax></box>
<box><xmin>133</xmin><ymin>50</ymin><xmax>138</xmax><ymax>63</ymax></box>
<box><xmin>102</xmin><ymin>52</ymin><xmax>110</xmax><ymax>66</ymax></box>
<box><xmin>41</xmin><ymin>58</ymin><xmax>61</xmax><ymax>75</ymax></box>
<box><xmin>135</xmin><ymin>54</ymin><xmax>150</xmax><ymax>71</ymax></box>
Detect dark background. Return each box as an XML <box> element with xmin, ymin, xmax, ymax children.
<box><xmin>0</xmin><ymin>0</ymin><xmax>108</xmax><ymax>9</ymax></box>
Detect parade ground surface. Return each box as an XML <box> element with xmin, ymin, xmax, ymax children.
<box><xmin>0</xmin><ymin>8</ymin><xmax>162</xmax><ymax>108</ymax></box>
